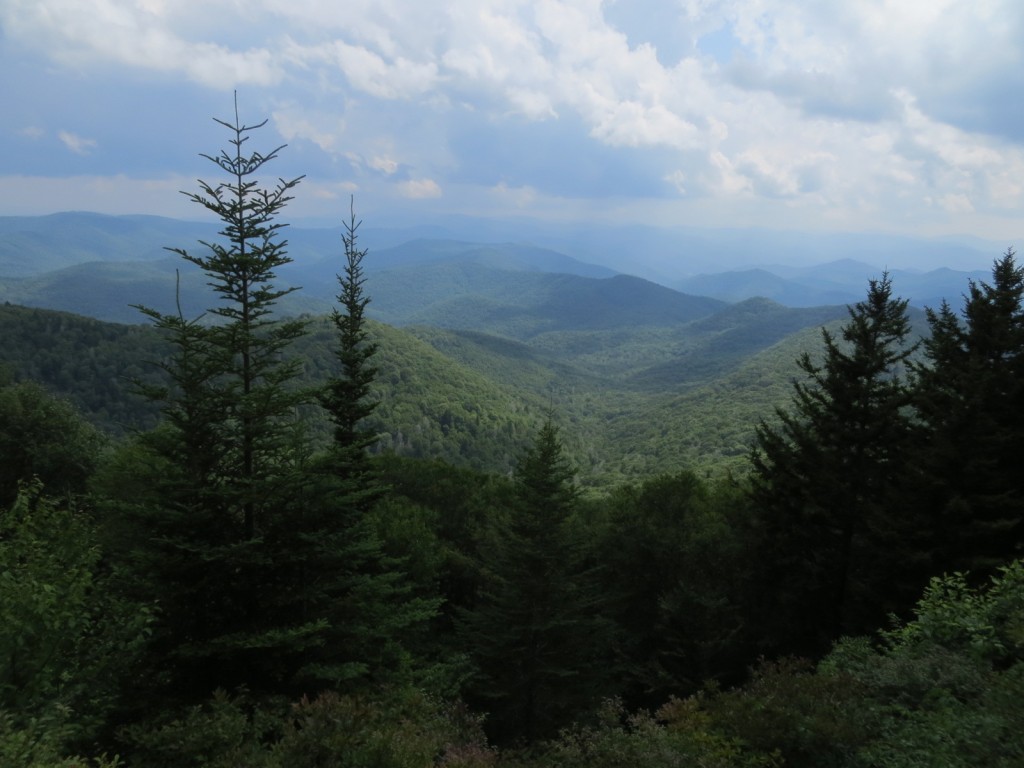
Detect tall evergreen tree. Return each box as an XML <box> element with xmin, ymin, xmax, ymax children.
<box><xmin>297</xmin><ymin>198</ymin><xmax>438</xmax><ymax>690</ymax></box>
<box><xmin>124</xmin><ymin>96</ymin><xmax>318</xmax><ymax>702</ymax></box>
<box><xmin>749</xmin><ymin>274</ymin><xmax>919</xmax><ymax>657</ymax></box>
<box><xmin>911</xmin><ymin>249</ymin><xmax>1024</xmax><ymax>576</ymax></box>
<box><xmin>460</xmin><ymin>420</ymin><xmax>611</xmax><ymax>744</ymax></box>
<box><xmin>320</xmin><ymin>197</ymin><xmax>380</xmax><ymax>497</ymax></box>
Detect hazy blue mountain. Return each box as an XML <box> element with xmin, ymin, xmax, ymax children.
<box><xmin>0</xmin><ymin>256</ymin><xmax>333</xmax><ymax>325</ymax></box>
<box><xmin>677</xmin><ymin>260</ymin><xmax>992</xmax><ymax>309</ymax></box>
<box><xmin>1</xmin><ymin>243</ymin><xmax>720</xmax><ymax>335</ymax></box>
<box><xmin>370</xmin><ymin>239</ymin><xmax>617</xmax><ymax>277</ymax></box>
<box><xmin>675</xmin><ymin>268</ymin><xmax>852</xmax><ymax>306</ymax></box>
<box><xmin>360</xmin><ymin>213</ymin><xmax>1003</xmax><ymax>277</ymax></box>
<box><xmin>3</xmin><ymin>212</ymin><xmax>1004</xmax><ymax>284</ymax></box>
<box><xmin>283</xmin><ymin>238</ymin><xmax>618</xmax><ymax>303</ymax></box>
<box><xmin>0</xmin><ymin>212</ymin><xmax>220</xmax><ymax>277</ymax></box>
<box><xmin>365</xmin><ymin>262</ymin><xmax>725</xmax><ymax>339</ymax></box>
<box><xmin>0</xmin><ymin>213</ymin><xmax>1003</xmax><ymax>325</ymax></box>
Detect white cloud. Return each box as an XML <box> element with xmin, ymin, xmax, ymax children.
<box><xmin>368</xmin><ymin>155</ymin><xmax>399</xmax><ymax>174</ymax></box>
<box><xmin>940</xmin><ymin>193</ymin><xmax>974</xmax><ymax>215</ymax></box>
<box><xmin>3</xmin><ymin>0</ymin><xmax>283</xmax><ymax>88</ymax></box>
<box><xmin>272</xmin><ymin>109</ymin><xmax>344</xmax><ymax>152</ymax></box>
<box><xmin>397</xmin><ymin>178</ymin><xmax>442</xmax><ymax>198</ymax></box>
<box><xmin>303</xmin><ymin>179</ymin><xmax>359</xmax><ymax>200</ymax></box>
<box><xmin>490</xmin><ymin>181</ymin><xmax>538</xmax><ymax>207</ymax></box>
<box><xmin>327</xmin><ymin>41</ymin><xmax>439</xmax><ymax>99</ymax></box>
<box><xmin>3</xmin><ymin>0</ymin><xmax>1024</xmax><ymax>240</ymax></box>
<box><xmin>58</xmin><ymin>131</ymin><xmax>97</xmax><ymax>155</ymax></box>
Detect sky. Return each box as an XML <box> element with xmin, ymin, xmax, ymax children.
<box><xmin>2</xmin><ymin>0</ymin><xmax>1024</xmax><ymax>243</ymax></box>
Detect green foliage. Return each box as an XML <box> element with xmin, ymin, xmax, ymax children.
<box><xmin>120</xmin><ymin>688</ymin><xmax>495</xmax><ymax>768</ymax></box>
<box><xmin>0</xmin><ymin>304</ymin><xmax>161</xmax><ymax>434</ymax></box>
<box><xmin>699</xmin><ymin>659</ymin><xmax>869</xmax><ymax>768</ymax></box>
<box><xmin>880</xmin><ymin>560</ymin><xmax>1024</xmax><ymax>664</ymax></box>
<box><xmin>294</xmin><ymin>197</ymin><xmax>442</xmax><ymax>695</ymax></box>
<box><xmin>321</xmin><ymin>198</ymin><xmax>381</xmax><ymax>460</ymax></box>
<box><xmin>694</xmin><ymin>561</ymin><xmax>1024</xmax><ymax>768</ymax></box>
<box><xmin>825</xmin><ymin>562</ymin><xmax>1024</xmax><ymax>767</ymax></box>
<box><xmin>267</xmin><ymin>689</ymin><xmax>495</xmax><ymax>768</ymax></box>
<box><xmin>0</xmin><ymin>297</ymin><xmax>840</xmax><ymax>488</ymax></box>
<box><xmin>117</xmin><ymin>96</ymin><xmax>320</xmax><ymax>703</ymax></box>
<box><xmin>460</xmin><ymin>421</ymin><xmax>614</xmax><ymax>744</ymax></box>
<box><xmin>596</xmin><ymin>472</ymin><xmax>751</xmax><ymax>706</ymax></box>
<box><xmin>749</xmin><ymin>273</ymin><xmax>920</xmax><ymax>654</ymax></box>
<box><xmin>527</xmin><ymin>697</ymin><xmax>778</xmax><ymax>768</ymax></box>
<box><xmin>910</xmin><ymin>249</ymin><xmax>1024</xmax><ymax>577</ymax></box>
<box><xmin>0</xmin><ymin>380</ymin><xmax>106</xmax><ymax>507</ymax></box>
<box><xmin>374</xmin><ymin>456</ymin><xmax>519</xmax><ymax>697</ymax></box>
<box><xmin>0</xmin><ymin>484</ymin><xmax>150</xmax><ymax>762</ymax></box>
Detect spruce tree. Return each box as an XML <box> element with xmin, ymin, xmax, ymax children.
<box><xmin>460</xmin><ymin>420</ymin><xmax>611</xmax><ymax>744</ymax></box>
<box><xmin>911</xmin><ymin>249</ymin><xmax>1024</xmax><ymax>576</ymax></box>
<box><xmin>298</xmin><ymin>198</ymin><xmax>437</xmax><ymax>690</ymax></box>
<box><xmin>125</xmin><ymin>95</ymin><xmax>319</xmax><ymax>702</ymax></box>
<box><xmin>320</xmin><ymin>197</ymin><xmax>380</xmax><ymax>490</ymax></box>
<box><xmin>749</xmin><ymin>274</ymin><xmax>919</xmax><ymax>657</ymax></box>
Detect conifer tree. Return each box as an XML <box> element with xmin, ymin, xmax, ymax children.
<box><xmin>297</xmin><ymin>198</ymin><xmax>437</xmax><ymax>690</ymax></box>
<box><xmin>749</xmin><ymin>274</ymin><xmax>918</xmax><ymax>657</ymax></box>
<box><xmin>460</xmin><ymin>420</ymin><xmax>611</xmax><ymax>744</ymax></box>
<box><xmin>320</xmin><ymin>197</ymin><xmax>380</xmax><ymax>490</ymax></box>
<box><xmin>911</xmin><ymin>249</ymin><xmax>1024</xmax><ymax>576</ymax></box>
<box><xmin>126</xmin><ymin>95</ymin><xmax>318</xmax><ymax>702</ymax></box>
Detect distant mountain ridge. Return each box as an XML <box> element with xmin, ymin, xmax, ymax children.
<box><xmin>0</xmin><ymin>213</ymin><xmax>997</xmax><ymax>325</ymax></box>
<box><xmin>677</xmin><ymin>259</ymin><xmax>991</xmax><ymax>309</ymax></box>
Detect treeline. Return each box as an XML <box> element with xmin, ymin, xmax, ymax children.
<box><xmin>2</xmin><ymin>104</ymin><xmax>1024</xmax><ymax>766</ymax></box>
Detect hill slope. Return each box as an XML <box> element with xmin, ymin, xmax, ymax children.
<box><xmin>1</xmin><ymin>301</ymin><xmax>842</xmax><ymax>487</ymax></box>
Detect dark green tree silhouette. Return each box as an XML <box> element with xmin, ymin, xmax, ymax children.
<box><xmin>911</xmin><ymin>249</ymin><xmax>1024</xmax><ymax>576</ymax></box>
<box><xmin>295</xmin><ymin>197</ymin><xmax>438</xmax><ymax>691</ymax></box>
<box><xmin>749</xmin><ymin>273</ymin><xmax>919</xmax><ymax>656</ymax></box>
<box><xmin>125</xmin><ymin>95</ymin><xmax>318</xmax><ymax>702</ymax></box>
<box><xmin>461</xmin><ymin>419</ymin><xmax>611</xmax><ymax>744</ymax></box>
<box><xmin>321</xmin><ymin>197</ymin><xmax>380</xmax><ymax>466</ymax></box>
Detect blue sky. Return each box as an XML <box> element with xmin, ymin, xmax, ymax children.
<box><xmin>2</xmin><ymin>0</ymin><xmax>1024</xmax><ymax>242</ymax></box>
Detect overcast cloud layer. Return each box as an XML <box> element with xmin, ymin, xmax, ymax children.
<box><xmin>2</xmin><ymin>0</ymin><xmax>1023</xmax><ymax>241</ymax></box>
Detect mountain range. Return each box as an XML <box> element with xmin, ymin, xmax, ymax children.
<box><xmin>1</xmin><ymin>212</ymin><xmax>982</xmax><ymax>486</ymax></box>
<box><xmin>0</xmin><ymin>212</ymin><xmax>999</xmax><ymax>324</ymax></box>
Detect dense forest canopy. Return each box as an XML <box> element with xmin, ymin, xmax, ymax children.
<box><xmin>2</xmin><ymin>104</ymin><xmax>1023</xmax><ymax>767</ymax></box>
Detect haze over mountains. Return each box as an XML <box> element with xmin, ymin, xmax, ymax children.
<box><xmin>0</xmin><ymin>212</ymin><xmax>1003</xmax><ymax>326</ymax></box>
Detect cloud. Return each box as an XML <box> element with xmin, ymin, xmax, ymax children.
<box><xmin>490</xmin><ymin>181</ymin><xmax>538</xmax><ymax>208</ymax></box>
<box><xmin>368</xmin><ymin>155</ymin><xmax>399</xmax><ymax>174</ymax></box>
<box><xmin>327</xmin><ymin>41</ymin><xmax>439</xmax><ymax>99</ymax></box>
<box><xmin>939</xmin><ymin>193</ymin><xmax>974</xmax><ymax>215</ymax></box>
<box><xmin>3</xmin><ymin>0</ymin><xmax>1024</xmax><ymax>240</ymax></box>
<box><xmin>3</xmin><ymin>0</ymin><xmax>283</xmax><ymax>88</ymax></box>
<box><xmin>58</xmin><ymin>131</ymin><xmax>97</xmax><ymax>155</ymax></box>
<box><xmin>397</xmin><ymin>178</ymin><xmax>442</xmax><ymax>199</ymax></box>
<box><xmin>272</xmin><ymin>109</ymin><xmax>344</xmax><ymax>153</ymax></box>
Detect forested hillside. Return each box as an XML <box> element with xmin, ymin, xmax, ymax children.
<box><xmin>3</xmin><ymin>111</ymin><xmax>1024</xmax><ymax>768</ymax></box>
<box><xmin>0</xmin><ymin>296</ymin><xmax>847</xmax><ymax>485</ymax></box>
